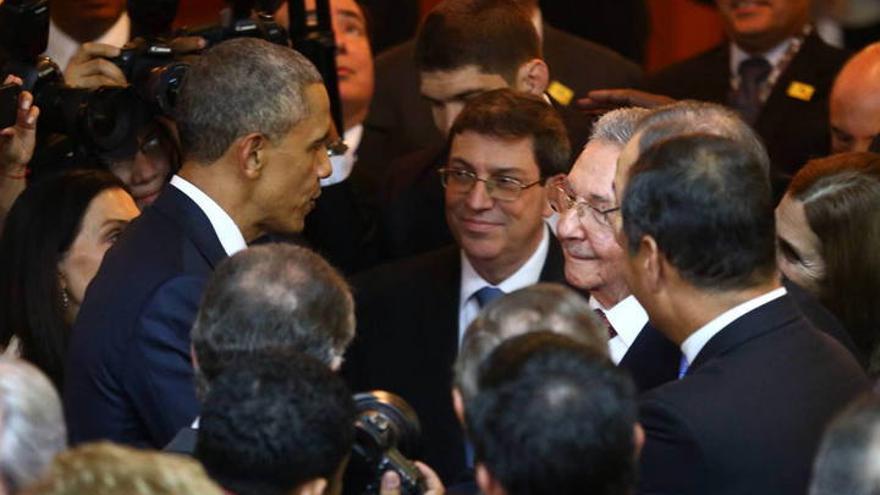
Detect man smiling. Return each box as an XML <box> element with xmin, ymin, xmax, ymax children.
<box><xmin>344</xmin><ymin>89</ymin><xmax>570</xmax><ymax>484</ymax></box>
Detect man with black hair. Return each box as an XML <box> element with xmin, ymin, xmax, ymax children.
<box><xmin>619</xmin><ymin>134</ymin><xmax>868</xmax><ymax>495</ymax></box>
<box><xmin>345</xmin><ymin>88</ymin><xmax>570</xmax><ymax>484</ymax></box>
<box><xmin>467</xmin><ymin>331</ymin><xmax>640</xmax><ymax>495</ymax></box>
<box><xmin>195</xmin><ymin>353</ymin><xmax>356</xmax><ymax>495</ymax></box>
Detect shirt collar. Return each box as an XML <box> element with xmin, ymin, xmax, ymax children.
<box><xmin>459</xmin><ymin>225</ymin><xmax>550</xmax><ymax>307</ymax></box>
<box><xmin>729</xmin><ymin>37</ymin><xmax>794</xmax><ymax>76</ymax></box>
<box><xmin>170</xmin><ymin>175</ymin><xmax>247</xmax><ymax>256</ymax></box>
<box><xmin>590</xmin><ymin>294</ymin><xmax>648</xmax><ymax>348</ymax></box>
<box><xmin>321</xmin><ymin>124</ymin><xmax>363</xmax><ymax>187</ymax></box>
<box><xmin>46</xmin><ymin>12</ymin><xmax>130</xmax><ymax>70</ymax></box>
<box><xmin>680</xmin><ymin>286</ymin><xmax>787</xmax><ymax>365</ymax></box>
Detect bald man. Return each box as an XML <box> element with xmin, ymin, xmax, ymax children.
<box><xmin>830</xmin><ymin>43</ymin><xmax>880</xmax><ymax>153</ymax></box>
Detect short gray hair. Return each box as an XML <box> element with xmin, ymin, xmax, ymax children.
<box><xmin>590</xmin><ymin>107</ymin><xmax>651</xmax><ymax>148</ymax></box>
<box><xmin>453</xmin><ymin>283</ymin><xmax>607</xmax><ymax>404</ymax></box>
<box><xmin>191</xmin><ymin>244</ymin><xmax>355</xmax><ymax>398</ymax></box>
<box><xmin>175</xmin><ymin>38</ymin><xmax>324</xmax><ymax>164</ymax></box>
<box><xmin>810</xmin><ymin>394</ymin><xmax>880</xmax><ymax>495</ymax></box>
<box><xmin>0</xmin><ymin>358</ymin><xmax>66</xmax><ymax>493</ymax></box>
<box><xmin>634</xmin><ymin>100</ymin><xmax>770</xmax><ymax>173</ymax></box>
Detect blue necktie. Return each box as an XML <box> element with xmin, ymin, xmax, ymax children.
<box><xmin>677</xmin><ymin>355</ymin><xmax>689</xmax><ymax>379</ymax></box>
<box><xmin>474</xmin><ymin>286</ymin><xmax>505</xmax><ymax>308</ymax></box>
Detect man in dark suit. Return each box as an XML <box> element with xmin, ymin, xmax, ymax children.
<box><xmin>344</xmin><ymin>89</ymin><xmax>571</xmax><ymax>484</ymax></box>
<box><xmin>376</xmin><ymin>0</ymin><xmax>596</xmax><ymax>263</ymax></box>
<box><xmin>63</xmin><ymin>38</ymin><xmax>334</xmax><ymax>448</ymax></box>
<box><xmin>553</xmin><ymin>107</ymin><xmax>680</xmax><ymax>393</ymax></box>
<box><xmin>366</xmin><ymin>0</ymin><xmax>643</xmax><ymax>163</ymax></box>
<box><xmin>645</xmin><ymin>0</ymin><xmax>850</xmax><ymax>195</ymax></box>
<box><xmin>619</xmin><ymin>134</ymin><xmax>869</xmax><ymax>495</ymax></box>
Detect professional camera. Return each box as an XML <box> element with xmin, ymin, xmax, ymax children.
<box><xmin>109</xmin><ymin>38</ymin><xmax>188</xmax><ymax>115</ymax></box>
<box><xmin>344</xmin><ymin>391</ymin><xmax>427</xmax><ymax>495</ymax></box>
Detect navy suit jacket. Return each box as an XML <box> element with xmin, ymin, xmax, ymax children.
<box><xmin>619</xmin><ymin>322</ymin><xmax>681</xmax><ymax>393</ymax></box>
<box><xmin>343</xmin><ymin>237</ymin><xmax>569</xmax><ymax>484</ymax></box>
<box><xmin>637</xmin><ymin>294</ymin><xmax>869</xmax><ymax>495</ymax></box>
<box><xmin>64</xmin><ymin>186</ymin><xmax>227</xmax><ymax>448</ymax></box>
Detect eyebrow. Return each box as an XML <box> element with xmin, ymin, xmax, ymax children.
<box><xmin>335</xmin><ymin>9</ymin><xmax>365</xmax><ymax>23</ymax></box>
<box><xmin>422</xmin><ymin>88</ymin><xmax>486</xmax><ymax>105</ymax></box>
<box><xmin>448</xmin><ymin>158</ymin><xmax>525</xmax><ymax>177</ymax></box>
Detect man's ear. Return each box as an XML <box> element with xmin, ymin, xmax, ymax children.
<box><xmin>236</xmin><ymin>132</ymin><xmax>267</xmax><ymax>179</ymax></box>
<box><xmin>514</xmin><ymin>58</ymin><xmax>549</xmax><ymax>96</ymax></box>
<box><xmin>475</xmin><ymin>463</ymin><xmax>506</xmax><ymax>495</ymax></box>
<box><xmin>293</xmin><ymin>477</ymin><xmax>327</xmax><ymax>495</ymax></box>
<box><xmin>452</xmin><ymin>387</ymin><xmax>466</xmax><ymax>426</ymax></box>
<box><xmin>633</xmin><ymin>423</ymin><xmax>645</xmax><ymax>459</ymax></box>
<box><xmin>638</xmin><ymin>235</ymin><xmax>663</xmax><ymax>293</ymax></box>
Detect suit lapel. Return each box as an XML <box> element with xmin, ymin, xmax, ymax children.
<box><xmin>689</xmin><ymin>295</ymin><xmax>802</xmax><ymax>373</ymax></box>
<box><xmin>419</xmin><ymin>246</ymin><xmax>463</xmax><ymax>373</ymax></box>
<box><xmin>620</xmin><ymin>322</ymin><xmax>681</xmax><ymax>392</ymax></box>
<box><xmin>152</xmin><ymin>186</ymin><xmax>228</xmax><ymax>269</ymax></box>
<box><xmin>539</xmin><ymin>234</ymin><xmax>568</xmax><ymax>284</ymax></box>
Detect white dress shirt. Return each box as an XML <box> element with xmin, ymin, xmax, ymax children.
<box><xmin>680</xmin><ymin>286</ymin><xmax>788</xmax><ymax>368</ymax></box>
<box><xmin>170</xmin><ymin>175</ymin><xmax>247</xmax><ymax>256</ymax></box>
<box><xmin>321</xmin><ymin>124</ymin><xmax>363</xmax><ymax>187</ymax></box>
<box><xmin>590</xmin><ymin>294</ymin><xmax>649</xmax><ymax>365</ymax></box>
<box><xmin>45</xmin><ymin>13</ymin><xmax>131</xmax><ymax>71</ymax></box>
<box><xmin>458</xmin><ymin>225</ymin><xmax>550</xmax><ymax>346</ymax></box>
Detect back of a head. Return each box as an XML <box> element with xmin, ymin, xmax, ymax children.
<box><xmin>415</xmin><ymin>0</ymin><xmax>541</xmax><ymax>81</ymax></box>
<box><xmin>810</xmin><ymin>394</ymin><xmax>880</xmax><ymax>495</ymax></box>
<box><xmin>622</xmin><ymin>134</ymin><xmax>777</xmax><ymax>291</ymax></box>
<box><xmin>467</xmin><ymin>332</ymin><xmax>637</xmax><ymax>495</ymax></box>
<box><xmin>191</xmin><ymin>243</ymin><xmax>354</xmax><ymax>395</ymax></box>
<box><xmin>0</xmin><ymin>170</ymin><xmax>126</xmax><ymax>390</ymax></box>
<box><xmin>590</xmin><ymin>107</ymin><xmax>651</xmax><ymax>149</ymax></box>
<box><xmin>0</xmin><ymin>358</ymin><xmax>66</xmax><ymax>494</ymax></box>
<box><xmin>454</xmin><ymin>283</ymin><xmax>606</xmax><ymax>403</ymax></box>
<box><xmin>175</xmin><ymin>38</ymin><xmax>323</xmax><ymax>164</ymax></box>
<box><xmin>195</xmin><ymin>353</ymin><xmax>356</xmax><ymax>495</ymax></box>
<box><xmin>24</xmin><ymin>442</ymin><xmax>223</xmax><ymax>495</ymax></box>
<box><xmin>449</xmin><ymin>88</ymin><xmax>571</xmax><ymax>177</ymax></box>
<box><xmin>786</xmin><ymin>153</ymin><xmax>880</xmax><ymax>363</ymax></box>
<box><xmin>634</xmin><ymin>101</ymin><xmax>770</xmax><ymax>174</ymax></box>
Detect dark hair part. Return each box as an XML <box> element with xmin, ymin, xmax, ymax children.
<box><xmin>786</xmin><ymin>152</ymin><xmax>880</xmax><ymax>371</ymax></box>
<box><xmin>622</xmin><ymin>134</ymin><xmax>776</xmax><ymax>291</ymax></box>
<box><xmin>454</xmin><ymin>283</ymin><xmax>606</xmax><ymax>403</ymax></box>
<box><xmin>191</xmin><ymin>243</ymin><xmax>354</xmax><ymax>398</ymax></box>
<box><xmin>468</xmin><ymin>332</ymin><xmax>637</xmax><ymax>495</ymax></box>
<box><xmin>0</xmin><ymin>170</ymin><xmax>127</xmax><ymax>390</ymax></box>
<box><xmin>175</xmin><ymin>38</ymin><xmax>323</xmax><ymax>164</ymax></box>
<box><xmin>810</xmin><ymin>393</ymin><xmax>880</xmax><ymax>495</ymax></box>
<box><xmin>449</xmin><ymin>88</ymin><xmax>571</xmax><ymax>177</ymax></box>
<box><xmin>415</xmin><ymin>0</ymin><xmax>541</xmax><ymax>81</ymax></box>
<box><xmin>195</xmin><ymin>353</ymin><xmax>355</xmax><ymax>495</ymax></box>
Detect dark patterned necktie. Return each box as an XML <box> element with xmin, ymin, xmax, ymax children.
<box><xmin>731</xmin><ymin>57</ymin><xmax>772</xmax><ymax>125</ymax></box>
<box><xmin>594</xmin><ymin>309</ymin><xmax>617</xmax><ymax>340</ymax></box>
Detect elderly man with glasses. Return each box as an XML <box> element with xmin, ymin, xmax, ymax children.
<box><xmin>343</xmin><ymin>88</ymin><xmax>572</xmax><ymax>485</ymax></box>
<box><xmin>553</xmin><ymin>107</ymin><xmax>681</xmax><ymax>393</ymax></box>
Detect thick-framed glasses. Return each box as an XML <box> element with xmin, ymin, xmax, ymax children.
<box><xmin>547</xmin><ymin>177</ymin><xmax>620</xmax><ymax>227</ymax></box>
<box><xmin>326</xmin><ymin>138</ymin><xmax>349</xmax><ymax>158</ymax></box>
<box><xmin>438</xmin><ymin>168</ymin><xmax>542</xmax><ymax>201</ymax></box>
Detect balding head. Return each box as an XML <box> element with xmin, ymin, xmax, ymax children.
<box><xmin>830</xmin><ymin>43</ymin><xmax>880</xmax><ymax>153</ymax></box>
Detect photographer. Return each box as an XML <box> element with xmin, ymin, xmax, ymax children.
<box><xmin>0</xmin><ymin>75</ymin><xmax>38</xmax><ymax>229</ymax></box>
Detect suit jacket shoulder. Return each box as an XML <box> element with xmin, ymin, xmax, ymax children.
<box><xmin>644</xmin><ymin>43</ymin><xmax>729</xmax><ymax>101</ymax></box>
<box><xmin>64</xmin><ymin>187</ymin><xmax>226</xmax><ymax>448</ymax></box>
<box><xmin>638</xmin><ymin>295</ymin><xmax>869</xmax><ymax>495</ymax></box>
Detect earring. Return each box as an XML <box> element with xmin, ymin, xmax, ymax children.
<box><xmin>58</xmin><ymin>274</ymin><xmax>70</xmax><ymax>310</ymax></box>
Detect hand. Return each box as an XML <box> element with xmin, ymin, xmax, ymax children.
<box><xmin>168</xmin><ymin>36</ymin><xmax>207</xmax><ymax>55</ymax></box>
<box><xmin>64</xmin><ymin>42</ymin><xmax>127</xmax><ymax>88</ymax></box>
<box><xmin>379</xmin><ymin>462</ymin><xmax>445</xmax><ymax>495</ymax></box>
<box><xmin>576</xmin><ymin>88</ymin><xmax>676</xmax><ymax>115</ymax></box>
<box><xmin>0</xmin><ymin>75</ymin><xmax>39</xmax><ymax>172</ymax></box>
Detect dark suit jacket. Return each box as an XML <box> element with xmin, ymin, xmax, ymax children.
<box><xmin>646</xmin><ymin>32</ymin><xmax>849</xmax><ymax>196</ymax></box>
<box><xmin>363</xmin><ymin>25</ymin><xmax>643</xmax><ymax>165</ymax></box>
<box><xmin>637</xmin><ymin>294</ymin><xmax>869</xmax><ymax>495</ymax></box>
<box><xmin>64</xmin><ymin>186</ymin><xmax>226</xmax><ymax>448</ymax></box>
<box><xmin>620</xmin><ymin>322</ymin><xmax>681</xmax><ymax>393</ymax></box>
<box><xmin>343</xmin><ymin>237</ymin><xmax>568</xmax><ymax>484</ymax></box>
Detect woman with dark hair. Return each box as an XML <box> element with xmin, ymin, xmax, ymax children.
<box><xmin>776</xmin><ymin>152</ymin><xmax>880</xmax><ymax>372</ymax></box>
<box><xmin>0</xmin><ymin>170</ymin><xmax>139</xmax><ymax>390</ymax></box>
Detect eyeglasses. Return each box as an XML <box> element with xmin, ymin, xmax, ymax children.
<box><xmin>547</xmin><ymin>177</ymin><xmax>620</xmax><ymax>227</ymax></box>
<box><xmin>326</xmin><ymin>138</ymin><xmax>349</xmax><ymax>158</ymax></box>
<box><xmin>438</xmin><ymin>168</ymin><xmax>542</xmax><ymax>201</ymax></box>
